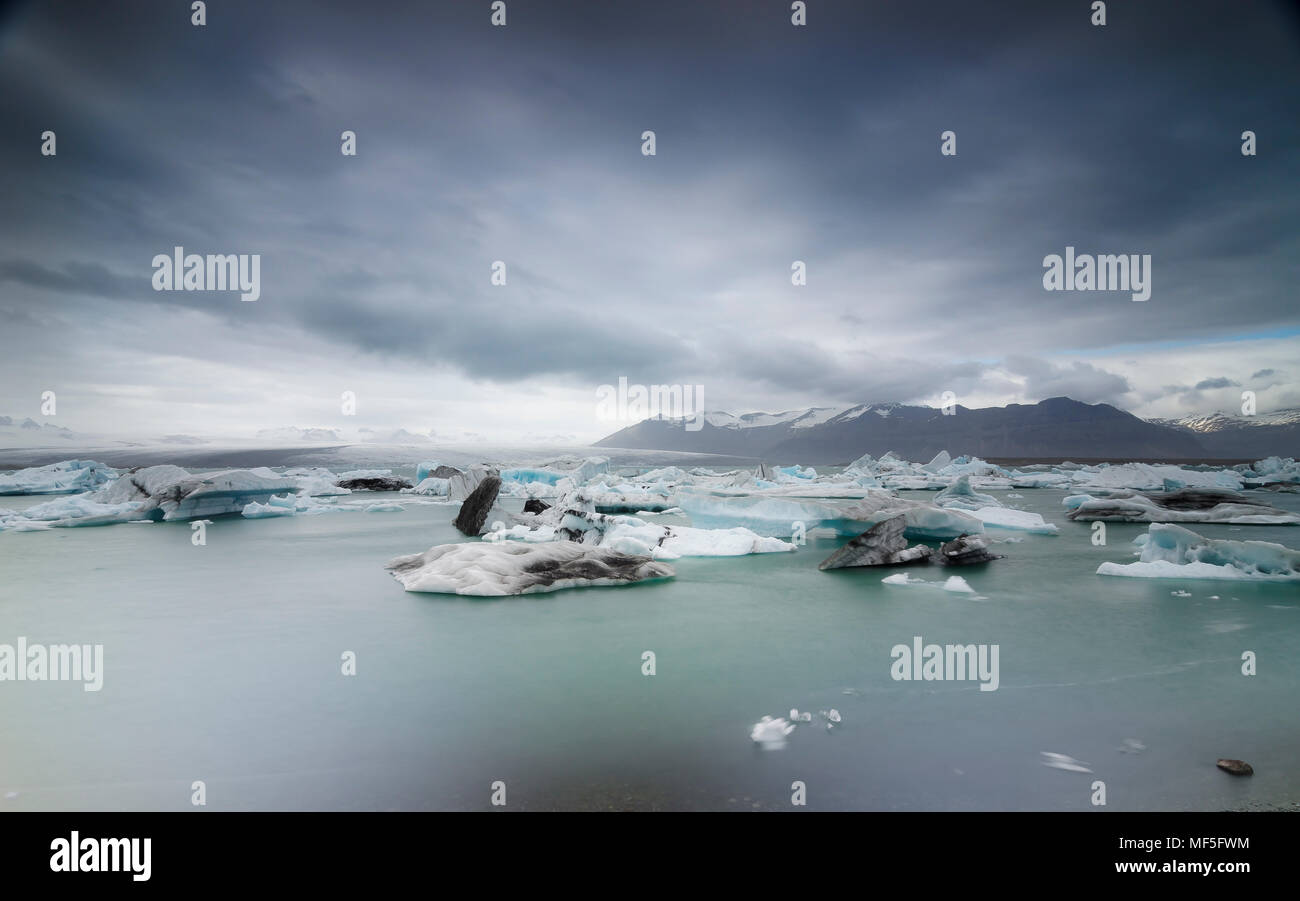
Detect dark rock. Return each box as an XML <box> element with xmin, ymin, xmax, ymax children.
<box><xmin>429</xmin><ymin>465</ymin><xmax>463</xmax><ymax>480</ymax></box>
<box><xmin>335</xmin><ymin>477</ymin><xmax>413</xmax><ymax>491</ymax></box>
<box><xmin>522</xmin><ymin>498</ymin><xmax>551</xmax><ymax>514</ymax></box>
<box><xmin>818</xmin><ymin>515</ymin><xmax>932</xmax><ymax>571</ymax></box>
<box><xmin>936</xmin><ymin>533</ymin><xmax>1005</xmax><ymax>566</ymax></box>
<box><xmin>453</xmin><ymin>475</ymin><xmax>502</xmax><ymax>536</ymax></box>
<box><xmin>1216</xmin><ymin>758</ymin><xmax>1254</xmax><ymax>776</ymax></box>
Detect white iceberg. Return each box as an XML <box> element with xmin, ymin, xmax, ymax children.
<box><xmin>407</xmin><ymin>477</ymin><xmax>451</xmax><ymax>496</ymax></box>
<box><xmin>933</xmin><ymin>475</ymin><xmax>1001</xmax><ymax>511</ymax></box>
<box><xmin>485</xmin><ymin>505</ymin><xmax>794</xmax><ymax>559</ymax></box>
<box><xmin>881</xmin><ymin>573</ymin><xmax>976</xmax><ymax>593</ymax></box>
<box><xmin>968</xmin><ymin>506</ymin><xmax>1059</xmax><ymax>534</ymax></box>
<box><xmin>0</xmin><ymin>460</ymin><xmax>117</xmax><ymax>496</ymax></box>
<box><xmin>750</xmin><ymin>715</ymin><xmax>795</xmax><ymax>749</ymax></box>
<box><xmin>676</xmin><ymin>489</ymin><xmax>981</xmax><ymax>540</ymax></box>
<box><xmin>1097</xmin><ymin>523</ymin><xmax>1300</xmax><ymax>582</ymax></box>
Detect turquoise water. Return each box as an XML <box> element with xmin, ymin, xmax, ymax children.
<box><xmin>1</xmin><ymin>481</ymin><xmax>1297</xmax><ymax>811</ymax></box>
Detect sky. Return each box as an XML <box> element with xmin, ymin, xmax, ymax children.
<box><xmin>1</xmin><ymin>0</ymin><xmax>1297</xmax><ymax>445</ymax></box>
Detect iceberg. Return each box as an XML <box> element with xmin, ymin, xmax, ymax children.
<box><xmin>281</xmin><ymin>466</ymin><xmax>352</xmax><ymax>497</ymax></box>
<box><xmin>0</xmin><ymin>460</ymin><xmax>117</xmax><ymax>496</ymax></box>
<box><xmin>96</xmin><ymin>466</ymin><xmax>302</xmax><ymax>520</ymax></box>
<box><xmin>935</xmin><ymin>533</ymin><xmax>1005</xmax><ymax>566</ymax></box>
<box><xmin>1</xmin><ymin>495</ymin><xmax>143</xmax><ymax>529</ymax></box>
<box><xmin>1065</xmin><ymin>488</ymin><xmax>1299</xmax><ymax>525</ymax></box>
<box><xmin>3</xmin><ymin>465</ymin><xmax>301</xmax><ymax>529</ymax></box>
<box><xmin>922</xmin><ymin>450</ymin><xmax>952</xmax><ymax>473</ymax></box>
<box><xmin>241</xmin><ymin>493</ymin><xmax>358</xmax><ymax>518</ymax></box>
<box><xmin>1070</xmin><ymin>463</ymin><xmax>1244</xmax><ymax>492</ymax></box>
<box><xmin>933</xmin><ymin>475</ymin><xmax>1001</xmax><ymax>511</ymax></box>
<box><xmin>750</xmin><ymin>715</ymin><xmax>796</xmax><ymax>749</ymax></box>
<box><xmin>818</xmin><ymin>516</ymin><xmax>932</xmax><ymax>570</ymax></box>
<box><xmin>500</xmin><ymin>455</ymin><xmax>609</xmax><ymax>488</ymax></box>
<box><xmin>384</xmin><ymin>541</ymin><xmax>675</xmax><ymax>596</ymax></box>
<box><xmin>968</xmin><ymin>507</ymin><xmax>1059</xmax><ymax>534</ymax></box>
<box><xmin>881</xmin><ymin>573</ymin><xmax>976</xmax><ymax>593</ymax></box>
<box><xmin>485</xmin><ymin>504</ymin><xmax>794</xmax><ymax>559</ymax></box>
<box><xmin>407</xmin><ymin>477</ymin><xmax>451</xmax><ymax>497</ymax></box>
<box><xmin>1097</xmin><ymin>523</ymin><xmax>1300</xmax><ymax>582</ymax></box>
<box><xmin>676</xmin><ymin>489</ymin><xmax>982</xmax><ymax>540</ymax></box>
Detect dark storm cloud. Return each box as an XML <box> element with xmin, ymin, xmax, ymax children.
<box><xmin>1193</xmin><ymin>376</ymin><xmax>1239</xmax><ymax>390</ymax></box>
<box><xmin>0</xmin><ymin>0</ymin><xmax>1297</xmax><ymax>430</ymax></box>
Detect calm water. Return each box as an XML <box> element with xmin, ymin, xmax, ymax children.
<box><xmin>2</xmin><ymin>478</ymin><xmax>1298</xmax><ymax>811</ymax></box>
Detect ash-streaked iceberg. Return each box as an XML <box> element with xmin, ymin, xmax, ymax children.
<box><xmin>1065</xmin><ymin>488</ymin><xmax>1299</xmax><ymax>525</ymax></box>
<box><xmin>817</xmin><ymin>515</ymin><xmax>931</xmax><ymax>570</ymax></box>
<box><xmin>2</xmin><ymin>465</ymin><xmax>300</xmax><ymax>529</ymax></box>
<box><xmin>384</xmin><ymin>541</ymin><xmax>675</xmax><ymax>596</ymax></box>
<box><xmin>1097</xmin><ymin>523</ymin><xmax>1300</xmax><ymax>582</ymax></box>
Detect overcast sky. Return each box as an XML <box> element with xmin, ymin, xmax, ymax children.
<box><xmin>1</xmin><ymin>0</ymin><xmax>1297</xmax><ymax>444</ymax></box>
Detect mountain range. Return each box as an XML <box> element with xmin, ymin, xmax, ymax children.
<box><xmin>594</xmin><ymin>397</ymin><xmax>1300</xmax><ymax>463</ymax></box>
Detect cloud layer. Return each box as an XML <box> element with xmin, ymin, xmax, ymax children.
<box><xmin>1</xmin><ymin>0</ymin><xmax>1297</xmax><ymax>441</ymax></box>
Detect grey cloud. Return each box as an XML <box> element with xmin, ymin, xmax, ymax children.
<box><xmin>1003</xmin><ymin>357</ymin><xmax>1132</xmax><ymax>406</ymax></box>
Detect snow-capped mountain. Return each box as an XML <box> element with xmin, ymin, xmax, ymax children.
<box><xmin>1150</xmin><ymin>408</ymin><xmax>1300</xmax><ymax>432</ymax></box>
<box><xmin>596</xmin><ymin>398</ymin><xmax>1294</xmax><ymax>462</ymax></box>
<box><xmin>1147</xmin><ymin>408</ymin><xmax>1300</xmax><ymax>457</ymax></box>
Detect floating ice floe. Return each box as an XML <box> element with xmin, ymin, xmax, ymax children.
<box><xmin>407</xmin><ymin>477</ymin><xmax>451</xmax><ymax>496</ymax></box>
<box><xmin>1040</xmin><ymin>752</ymin><xmax>1093</xmax><ymax>773</ymax></box>
<box><xmin>485</xmin><ymin>503</ymin><xmax>794</xmax><ymax>559</ymax></box>
<box><xmin>1069</xmin><ymin>463</ymin><xmax>1244</xmax><ymax>492</ymax></box>
<box><xmin>498</xmin><ymin>456</ymin><xmax>609</xmax><ymax>495</ymax></box>
<box><xmin>281</xmin><ymin>466</ymin><xmax>352</xmax><ymax>497</ymax></box>
<box><xmin>967</xmin><ymin>506</ymin><xmax>1058</xmax><ymax>534</ymax></box>
<box><xmin>676</xmin><ymin>489</ymin><xmax>982</xmax><ymax>540</ymax></box>
<box><xmin>881</xmin><ymin>573</ymin><xmax>977</xmax><ymax>593</ymax></box>
<box><xmin>750</xmin><ymin>716</ymin><xmax>796</xmax><ymax>749</ymax></box>
<box><xmin>0</xmin><ymin>460</ymin><xmax>117</xmax><ymax>496</ymax></box>
<box><xmin>818</xmin><ymin>515</ymin><xmax>931</xmax><ymax>569</ymax></box>
<box><xmin>384</xmin><ymin>541</ymin><xmax>675</xmax><ymax>596</ymax></box>
<box><xmin>1097</xmin><ymin>523</ymin><xmax>1300</xmax><ymax>582</ymax></box>
<box><xmin>1065</xmin><ymin>488</ymin><xmax>1299</xmax><ymax>525</ymax></box>
<box><xmin>2</xmin><ymin>465</ymin><xmax>301</xmax><ymax>529</ymax></box>
<box><xmin>933</xmin><ymin>476</ymin><xmax>1002</xmax><ymax>511</ymax></box>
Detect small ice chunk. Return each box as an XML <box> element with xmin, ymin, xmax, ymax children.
<box><xmin>751</xmin><ymin>716</ymin><xmax>795</xmax><ymax>749</ymax></box>
<box><xmin>1041</xmin><ymin>751</ymin><xmax>1093</xmax><ymax>773</ymax></box>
